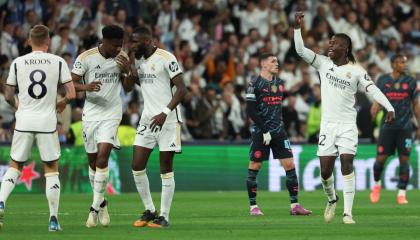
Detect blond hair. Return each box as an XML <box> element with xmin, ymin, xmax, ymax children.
<box><xmin>30</xmin><ymin>25</ymin><xmax>50</xmax><ymax>47</ymax></box>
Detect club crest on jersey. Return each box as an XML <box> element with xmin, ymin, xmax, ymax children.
<box><xmin>278</xmin><ymin>85</ymin><xmax>284</xmax><ymax>92</ymax></box>
<box><xmin>169</xmin><ymin>61</ymin><xmax>179</xmax><ymax>72</ymax></box>
<box><xmin>402</xmin><ymin>83</ymin><xmax>408</xmax><ymax>90</ymax></box>
<box><xmin>394</xmin><ymin>82</ymin><xmax>400</xmax><ymax>90</ymax></box>
<box><xmin>346</xmin><ymin>72</ymin><xmax>352</xmax><ymax>79</ymax></box>
<box><xmin>271</xmin><ymin>85</ymin><xmax>278</xmax><ymax>93</ymax></box>
<box><xmin>385</xmin><ymin>83</ymin><xmax>391</xmax><ymax>88</ymax></box>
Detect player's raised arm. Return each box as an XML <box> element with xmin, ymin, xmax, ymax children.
<box><xmin>293</xmin><ymin>12</ymin><xmax>322</xmax><ymax>69</ymax></box>
<box><xmin>360</xmin><ymin>73</ymin><xmax>395</xmax><ymax>123</ymax></box>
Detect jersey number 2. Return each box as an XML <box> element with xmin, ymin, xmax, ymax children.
<box><xmin>28</xmin><ymin>70</ymin><xmax>47</xmax><ymax>99</ymax></box>
<box><xmin>319</xmin><ymin>134</ymin><xmax>326</xmax><ymax>146</ymax></box>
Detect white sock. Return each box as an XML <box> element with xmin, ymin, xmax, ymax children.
<box><xmin>88</xmin><ymin>166</ymin><xmax>95</xmax><ymax>190</ymax></box>
<box><xmin>45</xmin><ymin>172</ymin><xmax>60</xmax><ymax>217</ymax></box>
<box><xmin>132</xmin><ymin>169</ymin><xmax>155</xmax><ymax>212</ymax></box>
<box><xmin>160</xmin><ymin>172</ymin><xmax>175</xmax><ymax>221</ymax></box>
<box><xmin>92</xmin><ymin>167</ymin><xmax>108</xmax><ymax>210</ymax></box>
<box><xmin>374</xmin><ymin>180</ymin><xmax>381</xmax><ymax>187</ymax></box>
<box><xmin>343</xmin><ymin>172</ymin><xmax>355</xmax><ymax>216</ymax></box>
<box><xmin>321</xmin><ymin>175</ymin><xmax>336</xmax><ymax>202</ymax></box>
<box><xmin>0</xmin><ymin>167</ymin><xmax>21</xmax><ymax>204</ymax></box>
<box><xmin>398</xmin><ymin>189</ymin><xmax>406</xmax><ymax>197</ymax></box>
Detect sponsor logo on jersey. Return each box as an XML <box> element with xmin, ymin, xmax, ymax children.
<box><xmin>169</xmin><ymin>61</ymin><xmax>179</xmax><ymax>72</ymax></box>
<box><xmin>278</xmin><ymin>85</ymin><xmax>284</xmax><ymax>92</ymax></box>
<box><xmin>95</xmin><ymin>72</ymin><xmax>120</xmax><ymax>83</ymax></box>
<box><xmin>326</xmin><ymin>72</ymin><xmax>351</xmax><ymax>90</ymax></box>
<box><xmin>262</xmin><ymin>96</ymin><xmax>282</xmax><ymax>105</ymax></box>
<box><xmin>139</xmin><ymin>73</ymin><xmax>157</xmax><ymax>84</ymax></box>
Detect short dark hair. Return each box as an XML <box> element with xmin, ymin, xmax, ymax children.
<box><xmin>259</xmin><ymin>52</ymin><xmax>275</xmax><ymax>64</ymax></box>
<box><xmin>133</xmin><ymin>25</ymin><xmax>152</xmax><ymax>38</ymax></box>
<box><xmin>102</xmin><ymin>25</ymin><xmax>124</xmax><ymax>40</ymax></box>
<box><xmin>391</xmin><ymin>53</ymin><xmax>406</xmax><ymax>63</ymax></box>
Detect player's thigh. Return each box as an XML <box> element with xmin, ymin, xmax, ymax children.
<box><xmin>249</xmin><ymin>132</ymin><xmax>270</xmax><ymax>161</ymax></box>
<box><xmin>377</xmin><ymin>129</ymin><xmax>397</xmax><ymax>156</ymax></box>
<box><xmin>336</xmin><ymin>123</ymin><xmax>358</xmax><ymax>155</ymax></box>
<box><xmin>270</xmin><ymin>135</ymin><xmax>293</xmax><ymax>161</ymax></box>
<box><xmin>97</xmin><ymin>120</ymin><xmax>120</xmax><ymax>148</ymax></box>
<box><xmin>36</xmin><ymin>132</ymin><xmax>60</xmax><ymax>162</ymax></box>
<box><xmin>396</xmin><ymin>129</ymin><xmax>412</xmax><ymax>157</ymax></box>
<box><xmin>82</xmin><ymin>121</ymin><xmax>99</xmax><ymax>153</ymax></box>
<box><xmin>10</xmin><ymin>131</ymin><xmax>35</xmax><ymax>162</ymax></box>
<box><xmin>158</xmin><ymin>122</ymin><xmax>181</xmax><ymax>152</ymax></box>
<box><xmin>317</xmin><ymin>122</ymin><xmax>338</xmax><ymax>157</ymax></box>
<box><xmin>134</xmin><ymin>122</ymin><xmax>157</xmax><ymax>150</ymax></box>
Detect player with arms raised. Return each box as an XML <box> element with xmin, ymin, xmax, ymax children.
<box><xmin>72</xmin><ymin>25</ymin><xmax>135</xmax><ymax>228</ymax></box>
<box><xmin>294</xmin><ymin>12</ymin><xmax>395</xmax><ymax>224</ymax></box>
<box><xmin>129</xmin><ymin>26</ymin><xmax>187</xmax><ymax>228</ymax></box>
<box><xmin>0</xmin><ymin>25</ymin><xmax>75</xmax><ymax>231</ymax></box>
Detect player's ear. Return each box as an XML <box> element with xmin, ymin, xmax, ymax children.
<box><xmin>27</xmin><ymin>38</ymin><xmax>32</xmax><ymax>48</ymax></box>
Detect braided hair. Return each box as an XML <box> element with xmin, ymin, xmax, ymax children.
<box><xmin>334</xmin><ymin>33</ymin><xmax>356</xmax><ymax>64</ymax></box>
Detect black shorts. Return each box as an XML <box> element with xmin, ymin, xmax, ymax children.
<box><xmin>377</xmin><ymin>128</ymin><xmax>412</xmax><ymax>156</ymax></box>
<box><xmin>249</xmin><ymin>132</ymin><xmax>293</xmax><ymax>161</ymax></box>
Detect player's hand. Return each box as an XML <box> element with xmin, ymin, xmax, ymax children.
<box><xmin>116</xmin><ymin>52</ymin><xmax>130</xmax><ymax>74</ymax></box>
<box><xmin>85</xmin><ymin>81</ymin><xmax>102</xmax><ymax>92</ymax></box>
<box><xmin>150</xmin><ymin>113</ymin><xmax>167</xmax><ymax>132</ymax></box>
<box><xmin>56</xmin><ymin>100</ymin><xmax>67</xmax><ymax>113</ymax></box>
<box><xmin>263</xmin><ymin>132</ymin><xmax>272</xmax><ymax>146</ymax></box>
<box><xmin>294</xmin><ymin>12</ymin><xmax>304</xmax><ymax>29</ymax></box>
<box><xmin>385</xmin><ymin>111</ymin><xmax>395</xmax><ymax>123</ymax></box>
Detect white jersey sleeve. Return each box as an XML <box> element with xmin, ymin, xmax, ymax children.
<box><xmin>6</xmin><ymin>60</ymin><xmax>17</xmax><ymax>86</ymax></box>
<box><xmin>60</xmin><ymin>59</ymin><xmax>72</xmax><ymax>84</ymax></box>
<box><xmin>357</xmin><ymin>69</ymin><xmax>394</xmax><ymax>112</ymax></box>
<box><xmin>72</xmin><ymin>55</ymin><xmax>87</xmax><ymax>76</ymax></box>
<box><xmin>294</xmin><ymin>29</ymin><xmax>329</xmax><ymax>70</ymax></box>
<box><xmin>163</xmin><ymin>53</ymin><xmax>183</xmax><ymax>79</ymax></box>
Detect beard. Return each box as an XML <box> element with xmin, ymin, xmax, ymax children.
<box><xmin>135</xmin><ymin>47</ymin><xmax>146</xmax><ymax>59</ymax></box>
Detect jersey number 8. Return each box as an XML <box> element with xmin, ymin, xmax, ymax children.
<box><xmin>28</xmin><ymin>69</ymin><xmax>47</xmax><ymax>99</ymax></box>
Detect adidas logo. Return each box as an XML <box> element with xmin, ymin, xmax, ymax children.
<box><xmin>111</xmin><ymin>136</ymin><xmax>114</xmax><ymax>140</ymax></box>
<box><xmin>170</xmin><ymin>143</ymin><xmax>176</xmax><ymax>148</ymax></box>
<box><xmin>50</xmin><ymin>184</ymin><xmax>60</xmax><ymax>190</ymax></box>
<box><xmin>329</xmin><ymin>67</ymin><xmax>334</xmax><ymax>72</ymax></box>
<box><xmin>5</xmin><ymin>178</ymin><xmax>14</xmax><ymax>184</ymax></box>
<box><xmin>95</xmin><ymin>65</ymin><xmax>101</xmax><ymax>69</ymax></box>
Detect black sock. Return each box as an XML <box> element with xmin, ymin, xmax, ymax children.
<box><xmin>373</xmin><ymin>161</ymin><xmax>384</xmax><ymax>182</ymax></box>
<box><xmin>397</xmin><ymin>162</ymin><xmax>410</xmax><ymax>190</ymax></box>
<box><xmin>286</xmin><ymin>168</ymin><xmax>298</xmax><ymax>204</ymax></box>
<box><xmin>246</xmin><ymin>169</ymin><xmax>259</xmax><ymax>206</ymax></box>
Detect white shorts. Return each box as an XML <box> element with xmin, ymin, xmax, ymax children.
<box><xmin>11</xmin><ymin>131</ymin><xmax>60</xmax><ymax>162</ymax></box>
<box><xmin>317</xmin><ymin>121</ymin><xmax>358</xmax><ymax>156</ymax></box>
<box><xmin>82</xmin><ymin>120</ymin><xmax>120</xmax><ymax>154</ymax></box>
<box><xmin>134</xmin><ymin>122</ymin><xmax>181</xmax><ymax>152</ymax></box>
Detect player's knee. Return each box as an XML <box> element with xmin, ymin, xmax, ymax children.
<box><xmin>281</xmin><ymin>159</ymin><xmax>295</xmax><ymax>171</ymax></box>
<box><xmin>248</xmin><ymin>161</ymin><xmax>262</xmax><ymax>170</ymax></box>
<box><xmin>340</xmin><ymin>162</ymin><xmax>354</xmax><ymax>176</ymax></box>
<box><xmin>132</xmin><ymin>161</ymin><xmax>146</xmax><ymax>171</ymax></box>
<box><xmin>95</xmin><ymin>156</ymin><xmax>108</xmax><ymax>168</ymax></box>
<box><xmin>320</xmin><ymin>169</ymin><xmax>332</xmax><ymax>180</ymax></box>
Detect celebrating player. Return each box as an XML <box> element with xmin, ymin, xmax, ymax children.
<box><xmin>294</xmin><ymin>12</ymin><xmax>395</xmax><ymax>224</ymax></box>
<box><xmin>245</xmin><ymin>53</ymin><xmax>312</xmax><ymax>216</ymax></box>
<box><xmin>129</xmin><ymin>26</ymin><xmax>187</xmax><ymax>228</ymax></box>
<box><xmin>0</xmin><ymin>25</ymin><xmax>75</xmax><ymax>231</ymax></box>
<box><xmin>71</xmin><ymin>25</ymin><xmax>135</xmax><ymax>228</ymax></box>
<box><xmin>370</xmin><ymin>54</ymin><xmax>420</xmax><ymax>204</ymax></box>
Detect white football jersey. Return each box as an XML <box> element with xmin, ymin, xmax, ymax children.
<box><xmin>72</xmin><ymin>47</ymin><xmax>123</xmax><ymax>122</ymax></box>
<box><xmin>312</xmin><ymin>55</ymin><xmax>374</xmax><ymax>123</ymax></box>
<box><xmin>6</xmin><ymin>51</ymin><xmax>71</xmax><ymax>132</ymax></box>
<box><xmin>135</xmin><ymin>48</ymin><xmax>183</xmax><ymax>124</ymax></box>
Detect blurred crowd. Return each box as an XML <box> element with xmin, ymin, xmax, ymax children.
<box><xmin>0</xmin><ymin>0</ymin><xmax>419</xmax><ymax>145</ymax></box>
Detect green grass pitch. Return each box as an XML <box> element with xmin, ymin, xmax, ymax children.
<box><xmin>0</xmin><ymin>191</ymin><xmax>419</xmax><ymax>240</ymax></box>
